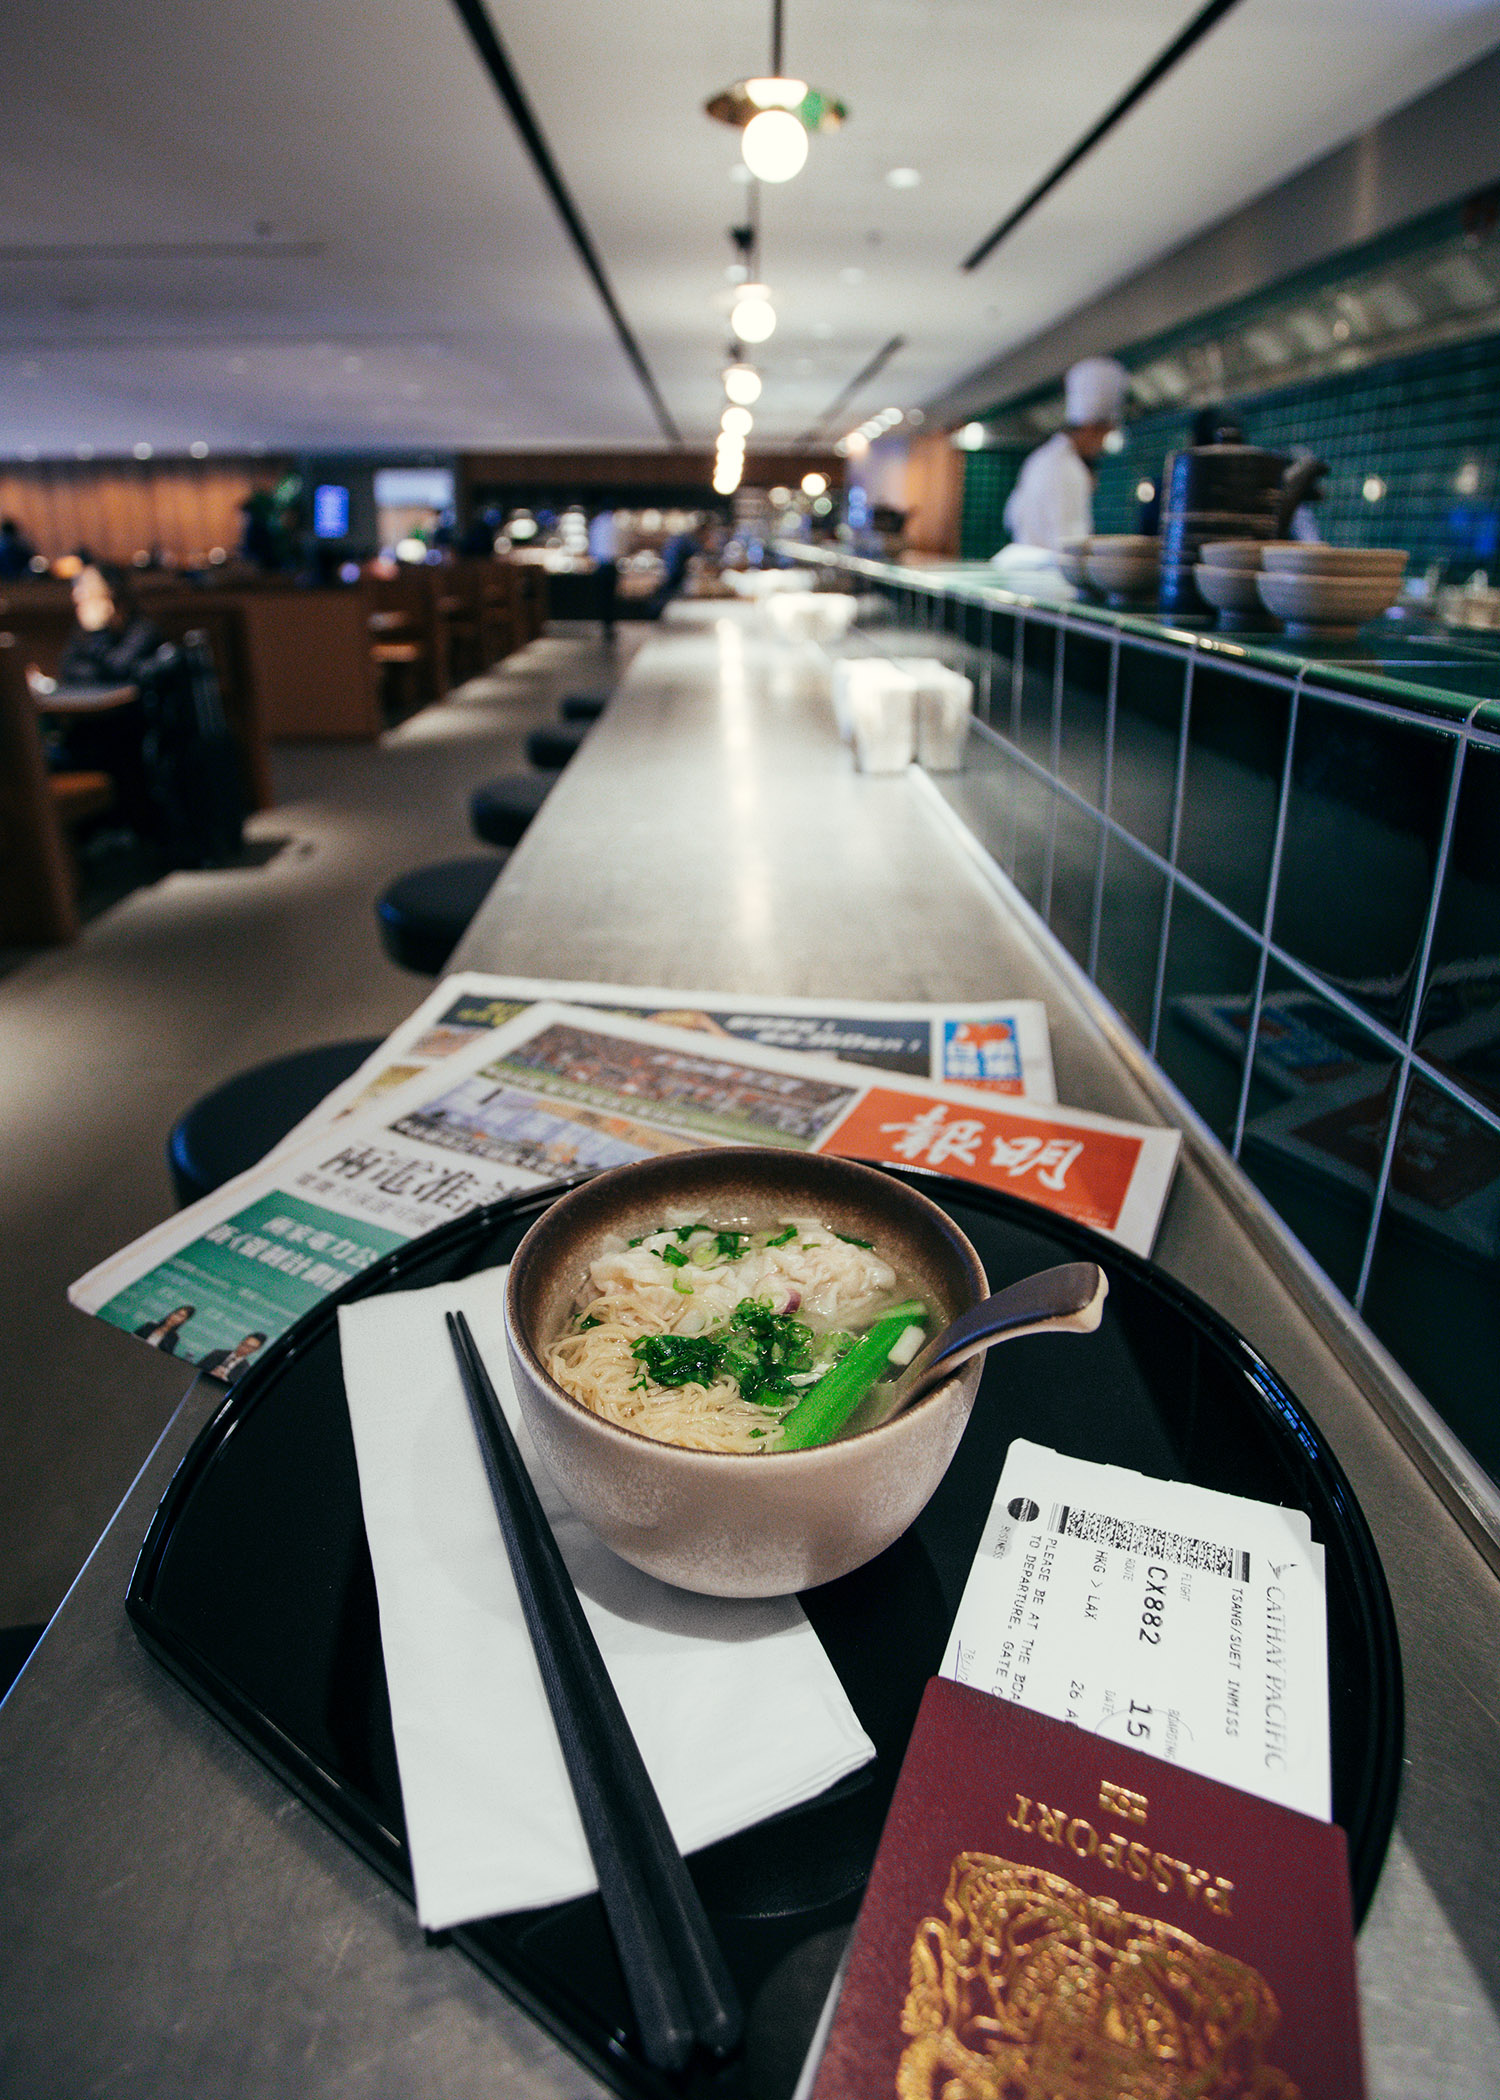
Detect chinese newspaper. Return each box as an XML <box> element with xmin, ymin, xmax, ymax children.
<box><xmin>271</xmin><ymin>972</ymin><xmax>1058</xmax><ymax>1158</ymax></box>
<box><xmin>72</xmin><ymin>1002</ymin><xmax>1177</xmax><ymax>1379</ymax></box>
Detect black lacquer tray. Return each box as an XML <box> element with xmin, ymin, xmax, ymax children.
<box><xmin>127</xmin><ymin>1169</ymin><xmax>1403</xmax><ymax>2100</ymax></box>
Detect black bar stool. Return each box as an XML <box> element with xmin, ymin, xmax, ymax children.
<box><xmin>167</xmin><ymin>1037</ymin><xmax>386</xmax><ymax>1207</ymax></box>
<box><xmin>0</xmin><ymin>1623</ymin><xmax>44</xmax><ymax>1699</ymax></box>
<box><xmin>375</xmin><ymin>853</ymin><xmax>507</xmax><ymax>975</ymax></box>
<box><xmin>525</xmin><ymin>722</ymin><xmax>588</xmax><ymax>770</ymax></box>
<box><xmin>470</xmin><ymin>770</ymin><xmax>559</xmax><ymax>848</ymax></box>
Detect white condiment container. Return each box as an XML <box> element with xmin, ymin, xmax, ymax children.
<box><xmin>902</xmin><ymin>658</ymin><xmax>975</xmax><ymax>772</ymax></box>
<box><xmin>845</xmin><ymin>664</ymin><xmax>917</xmax><ymax>773</ymax></box>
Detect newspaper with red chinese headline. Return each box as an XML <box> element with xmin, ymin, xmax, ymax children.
<box><xmin>269</xmin><ymin>971</ymin><xmax>1058</xmax><ymax>1160</ymax></box>
<box><xmin>70</xmin><ymin>1002</ymin><xmax>1178</xmax><ymax>1380</ymax></box>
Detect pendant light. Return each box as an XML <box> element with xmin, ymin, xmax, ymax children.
<box><xmin>723</xmin><ymin>362</ymin><xmax>762</xmax><ymax>406</ymax></box>
<box><xmin>730</xmin><ymin>287</ymin><xmax>776</xmax><ymax>343</ymax></box>
<box><xmin>704</xmin><ymin>1</ymin><xmax>846</xmax><ymax>187</ymax></box>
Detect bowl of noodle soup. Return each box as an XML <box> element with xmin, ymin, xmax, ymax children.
<box><xmin>503</xmin><ymin>1148</ymin><xmax>987</xmax><ymax>1597</ymax></box>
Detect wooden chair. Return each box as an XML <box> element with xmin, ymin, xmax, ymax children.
<box><xmin>475</xmin><ymin>560</ymin><xmax>523</xmax><ymax>669</ymax></box>
<box><xmin>0</xmin><ymin>640</ymin><xmax>85</xmax><ymax>942</ymax></box>
<box><xmin>425</xmin><ymin>563</ymin><xmax>483</xmax><ymax>693</ymax></box>
<box><xmin>365</xmin><ymin>569</ymin><xmax>435</xmax><ymax>720</ymax></box>
<box><xmin>152</xmin><ymin>599</ymin><xmax>273</xmax><ymax>812</ymax></box>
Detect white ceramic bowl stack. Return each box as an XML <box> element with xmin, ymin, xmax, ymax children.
<box><xmin>1194</xmin><ymin>540</ymin><xmax>1274</xmax><ymax>630</ymax></box>
<box><xmin>1056</xmin><ymin>537</ymin><xmax>1092</xmax><ymax>591</ymax></box>
<box><xmin>1256</xmin><ymin>545</ymin><xmax>1409</xmax><ymax>639</ymax></box>
<box><xmin>1083</xmin><ymin>534</ymin><xmax>1159</xmax><ymax>608</ymax></box>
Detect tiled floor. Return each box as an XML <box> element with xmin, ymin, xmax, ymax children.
<box><xmin>0</xmin><ymin>623</ymin><xmax>635</xmax><ymax>1628</ymax></box>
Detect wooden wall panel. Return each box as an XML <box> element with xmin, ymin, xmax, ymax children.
<box><xmin>0</xmin><ymin>458</ymin><xmax>292</xmax><ymax>565</ymax></box>
<box><xmin>902</xmin><ymin>432</ymin><xmax>965</xmax><ymax>557</ymax></box>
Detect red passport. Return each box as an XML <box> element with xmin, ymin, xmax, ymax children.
<box><xmin>810</xmin><ymin>1677</ymin><xmax>1364</xmax><ymax>2099</ymax></box>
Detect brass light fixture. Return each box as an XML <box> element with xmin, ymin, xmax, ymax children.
<box><xmin>705</xmin><ymin>0</ymin><xmax>846</xmax><ymax>185</ymax></box>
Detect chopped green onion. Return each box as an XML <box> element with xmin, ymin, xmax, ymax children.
<box><xmin>835</xmin><ymin>1232</ymin><xmax>875</xmax><ymax>1248</ymax></box>
<box><xmin>671</xmin><ymin>1277</ymin><xmax>694</xmax><ymax>1295</ymax></box>
<box><xmin>660</xmin><ymin>1244</ymin><xmax>689</xmax><ymax>1268</ymax></box>
<box><xmin>577</xmin><ymin>1313</ymin><xmax>601</xmax><ymax>1331</ymax></box>
<box><xmin>776</xmin><ymin>1301</ymin><xmax>929</xmax><ymax>1451</ymax></box>
<box><xmin>764</xmin><ymin>1226</ymin><xmax>797</xmax><ymax>1247</ymax></box>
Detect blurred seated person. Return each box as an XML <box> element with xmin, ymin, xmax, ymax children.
<box><xmin>0</xmin><ymin>516</ymin><xmax>38</xmax><ymax>578</ymax></box>
<box><xmin>48</xmin><ymin>564</ymin><xmax>164</xmax><ymax>838</ymax></box>
<box><xmin>59</xmin><ymin>562</ymin><xmax>163</xmax><ymax>687</ymax></box>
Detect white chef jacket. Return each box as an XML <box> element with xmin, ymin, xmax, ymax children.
<box><xmin>1002</xmin><ymin>431</ymin><xmax>1094</xmax><ymax>552</ymax></box>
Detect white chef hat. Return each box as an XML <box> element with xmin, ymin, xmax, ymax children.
<box><xmin>1064</xmin><ymin>356</ymin><xmax>1130</xmax><ymax>426</ymax></box>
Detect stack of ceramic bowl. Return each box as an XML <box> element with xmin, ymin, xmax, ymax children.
<box><xmin>1084</xmin><ymin>535</ymin><xmax>1159</xmax><ymax>608</ymax></box>
<box><xmin>1056</xmin><ymin>537</ymin><xmax>1092</xmax><ymax>591</ymax></box>
<box><xmin>1195</xmin><ymin>541</ymin><xmax>1275</xmax><ymax>631</ymax></box>
<box><xmin>1255</xmin><ymin>546</ymin><xmax>1409</xmax><ymax>640</ymax></box>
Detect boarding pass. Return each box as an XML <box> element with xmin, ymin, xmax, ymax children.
<box><xmin>942</xmin><ymin>1440</ymin><xmax>1330</xmax><ymax>1820</ymax></box>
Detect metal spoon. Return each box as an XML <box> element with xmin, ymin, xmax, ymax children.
<box><xmin>841</xmin><ymin>1261</ymin><xmax>1108</xmax><ymax>1437</ymax></box>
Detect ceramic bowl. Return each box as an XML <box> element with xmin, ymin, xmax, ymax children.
<box><xmin>1056</xmin><ymin>537</ymin><xmax>1092</xmax><ymax>590</ymax></box>
<box><xmin>1085</xmin><ymin>547</ymin><xmax>1159</xmax><ymax>602</ymax></box>
<box><xmin>1088</xmin><ymin>535</ymin><xmax>1159</xmax><ymax>554</ymax></box>
<box><xmin>503</xmin><ymin>1148</ymin><xmax>989</xmax><ymax>1597</ymax></box>
<box><xmin>1255</xmin><ymin>568</ymin><xmax>1404</xmax><ymax>636</ymax></box>
<box><xmin>1198</xmin><ymin>541</ymin><xmax>1265</xmax><ymax>572</ymax></box>
<box><xmin>1194</xmin><ymin>564</ymin><xmax>1273</xmax><ymax>627</ymax></box>
<box><xmin>1260</xmin><ymin>544</ymin><xmax>1409</xmax><ymax>578</ymax></box>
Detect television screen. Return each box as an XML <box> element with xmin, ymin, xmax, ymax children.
<box><xmin>313</xmin><ymin>484</ymin><xmax>350</xmax><ymax>538</ymax></box>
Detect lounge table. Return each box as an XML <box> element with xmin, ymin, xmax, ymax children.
<box><xmin>2</xmin><ymin>605</ymin><xmax>1497</xmax><ymax>2097</ymax></box>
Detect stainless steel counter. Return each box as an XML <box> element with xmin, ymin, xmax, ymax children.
<box><xmin>4</xmin><ymin>605</ymin><xmax>1498</xmax><ymax>2097</ymax></box>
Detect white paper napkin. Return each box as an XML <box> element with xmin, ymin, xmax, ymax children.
<box><xmin>337</xmin><ymin>1272</ymin><xmax>876</xmax><ymax>1931</ymax></box>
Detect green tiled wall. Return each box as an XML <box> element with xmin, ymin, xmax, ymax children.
<box><xmin>1093</xmin><ymin>333</ymin><xmax>1500</xmax><ymax>570</ymax></box>
<box><xmin>967</xmin><ymin>329</ymin><xmax>1500</xmax><ymax>570</ymax></box>
<box><xmin>959</xmin><ymin>445</ymin><xmax>1029</xmax><ymax>559</ymax></box>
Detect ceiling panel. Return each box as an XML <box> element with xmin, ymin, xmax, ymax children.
<box><xmin>0</xmin><ymin>0</ymin><xmax>1497</xmax><ymax>454</ymax></box>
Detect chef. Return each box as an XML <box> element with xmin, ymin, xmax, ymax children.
<box><xmin>1001</xmin><ymin>356</ymin><xmax>1131</xmax><ymax>552</ymax></box>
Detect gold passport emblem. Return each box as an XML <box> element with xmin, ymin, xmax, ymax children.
<box><xmin>898</xmin><ymin>1852</ymin><xmax>1299</xmax><ymax>2100</ymax></box>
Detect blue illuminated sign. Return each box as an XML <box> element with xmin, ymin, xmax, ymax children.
<box><xmin>313</xmin><ymin>484</ymin><xmax>350</xmax><ymax>538</ymax></box>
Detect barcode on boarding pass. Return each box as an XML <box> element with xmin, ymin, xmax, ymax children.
<box><xmin>1048</xmin><ymin>1505</ymin><xmax>1250</xmax><ymax>1582</ymax></box>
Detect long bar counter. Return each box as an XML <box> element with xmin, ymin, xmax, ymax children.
<box><xmin>2</xmin><ymin>605</ymin><xmax>1498</xmax><ymax>2096</ymax></box>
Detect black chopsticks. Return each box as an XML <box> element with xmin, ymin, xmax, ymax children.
<box><xmin>444</xmin><ymin>1311</ymin><xmax>743</xmax><ymax>2071</ymax></box>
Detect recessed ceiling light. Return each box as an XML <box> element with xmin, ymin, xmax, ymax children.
<box><xmin>839</xmin><ymin>266</ymin><xmax>865</xmax><ymax>286</ymax></box>
<box><xmin>133</xmin><ymin>441</ymin><xmax>153</xmax><ymax>460</ymax></box>
<box><xmin>885</xmin><ymin>167</ymin><xmax>921</xmax><ymax>189</ymax></box>
<box><xmin>189</xmin><ymin>440</ymin><xmax>209</xmax><ymax>459</ymax></box>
